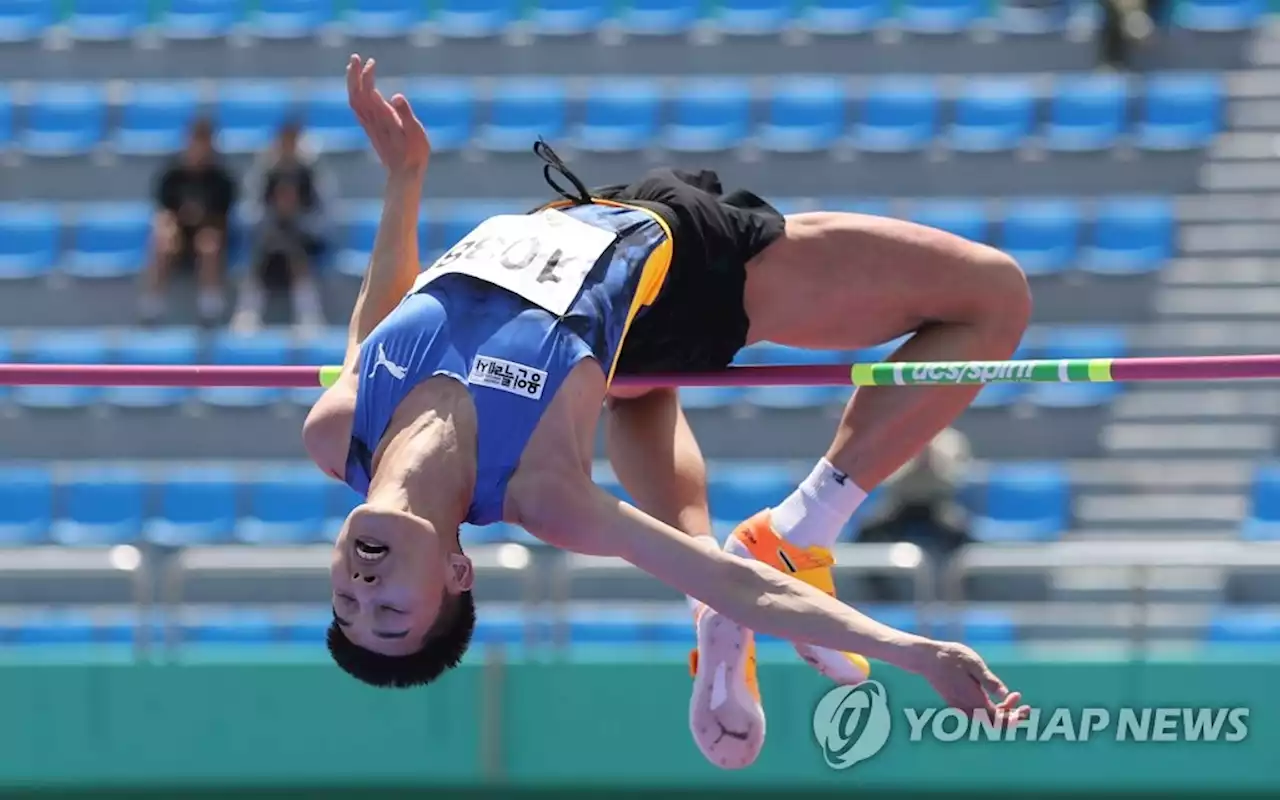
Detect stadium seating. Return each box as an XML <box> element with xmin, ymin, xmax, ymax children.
<box><xmin>900</xmin><ymin>0</ymin><xmax>989</xmax><ymax>33</ymax></box>
<box><xmin>1000</xmin><ymin>198</ymin><xmax>1080</xmax><ymax>276</ymax></box>
<box><xmin>946</xmin><ymin>78</ymin><xmax>1036</xmax><ymax>153</ymax></box>
<box><xmin>799</xmin><ymin>0</ymin><xmax>893</xmax><ymax>33</ymax></box>
<box><xmin>713</xmin><ymin>0</ymin><xmax>796</xmax><ymax>35</ymax></box>
<box><xmin>1082</xmin><ymin>197</ymin><xmax>1174</xmax><ymax>274</ymax></box>
<box><xmin>115</xmin><ymin>82</ymin><xmax>201</xmax><ymax>156</ymax></box>
<box><xmin>250</xmin><ymin>0</ymin><xmax>335</xmax><ymax>39</ymax></box>
<box><xmin>0</xmin><ymin>0</ymin><xmax>54</xmax><ymax>41</ymax></box>
<box><xmin>758</xmin><ymin>77</ymin><xmax>847</xmax><ymax>153</ymax></box>
<box><xmin>1175</xmin><ymin>0</ymin><xmax>1264</xmax><ymax>31</ymax></box>
<box><xmin>302</xmin><ymin>82</ymin><xmax>365</xmax><ymax>153</ymax></box>
<box><xmin>67</xmin><ymin>0</ymin><xmax>148</xmax><ymax>41</ymax></box>
<box><xmin>478</xmin><ymin>79</ymin><xmax>569</xmax><ymax>152</ymax></box>
<box><xmin>403</xmin><ymin>79</ymin><xmax>474</xmax><ymax>152</ymax></box>
<box><xmin>160</xmin><ymin>0</ymin><xmax>242</xmax><ymax>40</ymax></box>
<box><xmin>50</xmin><ymin>467</ymin><xmax>147</xmax><ymax>546</ymax></box>
<box><xmin>617</xmin><ymin>0</ymin><xmax>701</xmax><ymax>35</ymax></box>
<box><xmin>530</xmin><ymin>0</ymin><xmax>612</xmax><ymax>35</ymax></box>
<box><xmin>1043</xmin><ymin>74</ymin><xmax>1129</xmax><ymax>152</ymax></box>
<box><xmin>104</xmin><ymin>328</ymin><xmax>200</xmax><ymax>408</ymax></box>
<box><xmin>1027</xmin><ymin>326</ymin><xmax>1127</xmax><ymax>407</ymax></box>
<box><xmin>65</xmin><ymin>203</ymin><xmax>151</xmax><ymax>280</ymax></box>
<box><xmin>20</xmin><ymin>83</ymin><xmax>107</xmax><ymax>156</ymax></box>
<box><xmin>0</xmin><ymin>466</ymin><xmax>53</xmax><ymax>544</ymax></box>
<box><xmin>1207</xmin><ymin>608</ymin><xmax>1280</xmax><ymax>643</ymax></box>
<box><xmin>144</xmin><ymin>467</ymin><xmax>240</xmax><ymax>546</ymax></box>
<box><xmin>214</xmin><ymin>81</ymin><xmax>293</xmax><ymax>154</ymax></box>
<box><xmin>1135</xmin><ymin>72</ymin><xmax>1223</xmax><ymax>151</ymax></box>
<box><xmin>971</xmin><ymin>462</ymin><xmax>1069</xmax><ymax>542</ymax></box>
<box><xmin>435</xmin><ymin>0</ymin><xmax>519</xmax><ymax>38</ymax></box>
<box><xmin>1242</xmin><ymin>464</ymin><xmax>1280</xmax><ymax>541</ymax></box>
<box><xmin>0</xmin><ymin>203</ymin><xmax>58</xmax><ymax>279</ymax></box>
<box><xmin>663</xmin><ymin>79</ymin><xmax>752</xmax><ymax>152</ymax></box>
<box><xmin>14</xmin><ymin>330</ymin><xmax>109</xmax><ymax>409</ymax></box>
<box><xmin>340</xmin><ymin>0</ymin><xmax>429</xmax><ymax>37</ymax></box>
<box><xmin>853</xmin><ymin>78</ymin><xmax>939</xmax><ymax>152</ymax></box>
<box><xmin>235</xmin><ymin>468</ymin><xmax>329</xmax><ymax>545</ymax></box>
<box><xmin>575</xmin><ymin>79</ymin><xmax>663</xmax><ymax>153</ymax></box>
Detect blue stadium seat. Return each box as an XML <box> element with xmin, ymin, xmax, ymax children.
<box><xmin>0</xmin><ymin>466</ymin><xmax>53</xmax><ymax>544</ymax></box>
<box><xmin>279</xmin><ymin>607</ymin><xmax>328</xmax><ymax>643</ymax></box>
<box><xmin>908</xmin><ymin>199</ymin><xmax>990</xmax><ymax>243</ymax></box>
<box><xmin>823</xmin><ymin>198</ymin><xmax>891</xmax><ymax>216</ymax></box>
<box><xmin>947</xmin><ymin>79</ymin><xmax>1036</xmax><ymax>153</ymax></box>
<box><xmin>15</xmin><ymin>330</ymin><xmax>109</xmax><ymax>409</ymax></box>
<box><xmin>799</xmin><ymin>0</ymin><xmax>892</xmax><ymax>33</ymax></box>
<box><xmin>335</xmin><ymin>202</ymin><xmax>379</xmax><ymax>277</ymax></box>
<box><xmin>67</xmin><ymin>0</ymin><xmax>148</xmax><ymax>41</ymax></box>
<box><xmin>0</xmin><ymin>0</ymin><xmax>53</xmax><ymax>41</ymax></box>
<box><xmin>707</xmin><ymin>463</ymin><xmax>795</xmax><ymax>525</ymax></box>
<box><xmin>236</xmin><ymin>468</ymin><xmax>329</xmax><ymax>545</ymax></box>
<box><xmin>181</xmin><ymin>609</ymin><xmax>276</xmax><ymax>644</ymax></box>
<box><xmin>214</xmin><ymin>82</ymin><xmax>294</xmax><ymax>155</ymax></box>
<box><xmin>853</xmin><ymin>78</ymin><xmax>939</xmax><ymax>152</ymax></box>
<box><xmin>145</xmin><ymin>468</ymin><xmax>239</xmax><ymax>546</ymax></box>
<box><xmin>478</xmin><ymin>80</ymin><xmax>568</xmax><ymax>153</ymax></box>
<box><xmin>745</xmin><ymin>386</ymin><xmax>848</xmax><ymax>409</ymax></box>
<box><xmin>662</xmin><ymin>79</ymin><xmax>752</xmax><ymax>152</ymax></box>
<box><xmin>434</xmin><ymin>0</ymin><xmax>518</xmax><ymax>37</ymax></box>
<box><xmin>758</xmin><ymin>77</ymin><xmax>846</xmax><ymax>153</ymax></box>
<box><xmin>249</xmin><ymin>0</ymin><xmax>334</xmax><ymax>38</ymax></box>
<box><xmin>530</xmin><ymin>0</ymin><xmax>610</xmax><ymax>35</ymax></box>
<box><xmin>618</xmin><ymin>0</ymin><xmax>701</xmax><ymax>35</ymax></box>
<box><xmin>575</xmin><ymin>80</ymin><xmax>662</xmax><ymax>153</ymax></box>
<box><xmin>160</xmin><ymin>0</ymin><xmax>243</xmax><ymax>39</ymax></box>
<box><xmin>65</xmin><ymin>203</ymin><xmax>151</xmax><ymax>279</ymax></box>
<box><xmin>971</xmin><ymin>462</ymin><xmax>1068</xmax><ymax>542</ymax></box>
<box><xmin>303</xmin><ymin>82</ymin><xmax>364</xmax><ymax>153</ymax></box>
<box><xmin>1044</xmin><ymin>74</ymin><xmax>1128</xmax><ymax>152</ymax></box>
<box><xmin>900</xmin><ymin>0</ymin><xmax>986</xmax><ymax>32</ymax></box>
<box><xmin>7</xmin><ymin>610</ymin><xmax>99</xmax><ymax>645</ymax></box>
<box><xmin>1175</xmin><ymin>0</ymin><xmax>1262</xmax><ymax>30</ymax></box>
<box><xmin>0</xmin><ymin>203</ymin><xmax>59</xmax><ymax>280</ymax></box>
<box><xmin>0</xmin><ymin>87</ymin><xmax>11</xmax><ymax>151</ymax></box>
<box><xmin>20</xmin><ymin>83</ymin><xmax>107</xmax><ymax>156</ymax></box>
<box><xmin>678</xmin><ymin>386</ymin><xmax>746</xmax><ymax>410</ymax></box>
<box><xmin>1135</xmin><ymin>73</ymin><xmax>1222</xmax><ymax>151</ymax></box>
<box><xmin>298</xmin><ymin>327</ymin><xmax>347</xmax><ymax>367</ymax></box>
<box><xmin>1001</xmin><ymin>198</ymin><xmax>1080</xmax><ymax>276</ymax></box>
<box><xmin>104</xmin><ymin>328</ymin><xmax>199</xmax><ymax>408</ymax></box>
<box><xmin>713</xmin><ymin>0</ymin><xmax>796</xmax><ymax>35</ymax></box>
<box><xmin>196</xmin><ymin>329</ymin><xmax>292</xmax><ymax>407</ymax></box>
<box><xmin>1033</xmin><ymin>325</ymin><xmax>1129</xmax><ymax>359</ymax></box>
<box><xmin>339</xmin><ymin>0</ymin><xmax>426</xmax><ymax>36</ymax></box>
<box><xmin>115</xmin><ymin>82</ymin><xmax>200</xmax><ymax>156</ymax></box>
<box><xmin>51</xmin><ymin>467</ymin><xmax>147</xmax><ymax>546</ymax></box>
<box><xmin>404</xmin><ymin>80</ymin><xmax>474</xmax><ymax>152</ymax></box>
<box><xmin>567</xmin><ymin>607</ymin><xmax>693</xmax><ymax>645</ymax></box>
<box><xmin>959</xmin><ymin>608</ymin><xmax>1016</xmax><ymax>644</ymax></box>
<box><xmin>968</xmin><ymin>382</ymin><xmax>1025</xmax><ymax>409</ymax></box>
<box><xmin>1242</xmin><ymin>463</ymin><xmax>1280</xmax><ymax>540</ymax></box>
<box><xmin>1207</xmin><ymin>609</ymin><xmax>1280</xmax><ymax>643</ymax></box>
<box><xmin>1082</xmin><ymin>197</ymin><xmax>1173</xmax><ymax>274</ymax></box>
<box><xmin>995</xmin><ymin>0</ymin><xmax>1072</xmax><ymax>33</ymax></box>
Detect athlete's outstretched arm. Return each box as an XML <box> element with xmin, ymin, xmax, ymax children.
<box><xmin>342</xmin><ymin>54</ymin><xmax>429</xmax><ymax>365</ymax></box>
<box><xmin>512</xmin><ymin>471</ymin><xmax>1024</xmax><ymax>718</ymax></box>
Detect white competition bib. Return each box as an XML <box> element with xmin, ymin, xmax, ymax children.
<box><xmin>410</xmin><ymin>208</ymin><xmax>617</xmax><ymax>316</ymax></box>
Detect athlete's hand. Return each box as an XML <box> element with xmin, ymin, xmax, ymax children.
<box><xmin>346</xmin><ymin>54</ymin><xmax>430</xmax><ymax>176</ymax></box>
<box><xmin>915</xmin><ymin>640</ymin><xmax>1030</xmax><ymax>721</ymax></box>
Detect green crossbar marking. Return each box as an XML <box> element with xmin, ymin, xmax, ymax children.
<box><xmin>849</xmin><ymin>359</ymin><xmax>1112</xmax><ymax>386</ymax></box>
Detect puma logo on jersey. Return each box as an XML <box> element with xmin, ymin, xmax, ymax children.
<box><xmin>368</xmin><ymin>344</ymin><xmax>407</xmax><ymax>380</ymax></box>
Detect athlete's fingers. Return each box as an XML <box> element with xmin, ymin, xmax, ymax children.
<box><xmin>973</xmin><ymin>659</ymin><xmax>1008</xmax><ymax>701</ymax></box>
<box><xmin>346</xmin><ymin>54</ymin><xmax>362</xmax><ymax>106</ymax></box>
<box><xmin>390</xmin><ymin>93</ymin><xmax>419</xmax><ymax>126</ymax></box>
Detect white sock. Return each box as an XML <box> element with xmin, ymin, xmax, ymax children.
<box><xmin>766</xmin><ymin>459</ymin><xmax>867</xmax><ymax>550</ymax></box>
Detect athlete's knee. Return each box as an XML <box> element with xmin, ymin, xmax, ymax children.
<box><xmin>963</xmin><ymin>244</ymin><xmax>1031</xmax><ymax>342</ymax></box>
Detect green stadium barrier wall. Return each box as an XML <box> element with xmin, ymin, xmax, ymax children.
<box><xmin>0</xmin><ymin>648</ymin><xmax>1277</xmax><ymax>796</ymax></box>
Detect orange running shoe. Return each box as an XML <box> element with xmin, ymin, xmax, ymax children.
<box><xmin>728</xmin><ymin>510</ymin><xmax>872</xmax><ymax>686</ymax></box>
<box><xmin>688</xmin><ymin>600</ymin><xmax>765</xmax><ymax>769</ymax></box>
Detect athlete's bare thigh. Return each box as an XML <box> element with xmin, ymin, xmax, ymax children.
<box><xmin>742</xmin><ymin>211</ymin><xmax>1020</xmax><ymax>351</ymax></box>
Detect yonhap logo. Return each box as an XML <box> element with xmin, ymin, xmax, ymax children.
<box><xmin>812</xmin><ymin>680</ymin><xmax>892</xmax><ymax>770</ymax></box>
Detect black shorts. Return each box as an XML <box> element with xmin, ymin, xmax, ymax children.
<box><xmin>595</xmin><ymin>168</ymin><xmax>787</xmax><ymax>375</ymax></box>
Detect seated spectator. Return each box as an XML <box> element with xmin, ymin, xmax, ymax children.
<box><xmin>857</xmin><ymin>427</ymin><xmax>974</xmax><ymax>602</ymax></box>
<box><xmin>140</xmin><ymin>118</ymin><xmax>237</xmax><ymax>325</ymax></box>
<box><xmin>231</xmin><ymin>121</ymin><xmax>331</xmax><ymax>334</ymax></box>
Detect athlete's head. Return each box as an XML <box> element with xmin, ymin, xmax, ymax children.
<box><xmin>327</xmin><ymin>504</ymin><xmax>475</xmax><ymax>688</ymax></box>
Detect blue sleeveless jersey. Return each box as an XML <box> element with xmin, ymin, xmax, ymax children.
<box><xmin>344</xmin><ymin>201</ymin><xmax>672</xmax><ymax>525</ymax></box>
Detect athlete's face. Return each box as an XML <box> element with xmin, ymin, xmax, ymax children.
<box><xmin>330</xmin><ymin>505</ymin><xmax>472</xmax><ymax>655</ymax></box>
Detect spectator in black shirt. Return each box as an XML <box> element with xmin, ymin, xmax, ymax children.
<box><xmin>231</xmin><ymin>121</ymin><xmax>332</xmax><ymax>334</ymax></box>
<box><xmin>140</xmin><ymin>118</ymin><xmax>237</xmax><ymax>325</ymax></box>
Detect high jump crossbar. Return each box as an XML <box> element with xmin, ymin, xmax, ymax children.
<box><xmin>2</xmin><ymin>356</ymin><xmax>1280</xmax><ymax>388</ymax></box>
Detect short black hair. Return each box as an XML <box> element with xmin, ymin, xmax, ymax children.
<box><xmin>326</xmin><ymin>590</ymin><xmax>476</xmax><ymax>689</ymax></box>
